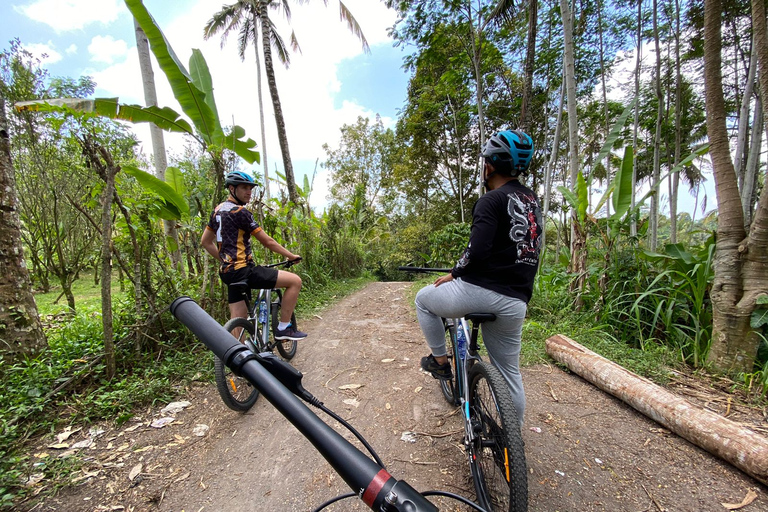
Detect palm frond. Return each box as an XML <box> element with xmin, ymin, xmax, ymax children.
<box><xmin>489</xmin><ymin>0</ymin><xmax>521</xmax><ymax>24</ymax></box>
<box><xmin>267</xmin><ymin>20</ymin><xmax>292</xmax><ymax>67</ymax></box>
<box><xmin>203</xmin><ymin>4</ymin><xmax>243</xmax><ymax>44</ymax></box>
<box><xmin>270</xmin><ymin>0</ymin><xmax>294</xmax><ymax>23</ymax></box>
<box><xmin>338</xmin><ymin>1</ymin><xmax>370</xmax><ymax>54</ymax></box>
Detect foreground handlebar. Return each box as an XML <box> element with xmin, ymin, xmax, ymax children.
<box><xmin>169</xmin><ymin>297</ymin><xmax>437</xmax><ymax>512</ymax></box>
<box><xmin>398</xmin><ymin>266</ymin><xmax>451</xmax><ymax>273</ymax></box>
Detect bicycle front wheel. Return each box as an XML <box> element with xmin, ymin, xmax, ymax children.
<box><xmin>468</xmin><ymin>361</ymin><xmax>527</xmax><ymax>512</ymax></box>
<box><xmin>215</xmin><ymin>317</ymin><xmax>260</xmax><ymax>412</ymax></box>
<box><xmin>439</xmin><ymin>320</ymin><xmax>459</xmax><ymax>406</ymax></box>
<box><xmin>271</xmin><ymin>290</ymin><xmax>297</xmax><ymax>360</ymax></box>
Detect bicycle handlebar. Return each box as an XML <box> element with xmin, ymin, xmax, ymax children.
<box><xmin>169</xmin><ymin>296</ymin><xmax>438</xmax><ymax>512</ymax></box>
<box><xmin>398</xmin><ymin>266</ymin><xmax>451</xmax><ymax>273</ymax></box>
<box><xmin>267</xmin><ymin>257</ymin><xmax>302</xmax><ymax>269</ymax></box>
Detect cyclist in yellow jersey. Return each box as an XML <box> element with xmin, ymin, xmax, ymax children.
<box><xmin>201</xmin><ymin>171</ymin><xmax>307</xmax><ymax>340</ymax></box>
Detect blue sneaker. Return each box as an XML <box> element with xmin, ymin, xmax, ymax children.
<box><xmin>274</xmin><ymin>324</ymin><xmax>308</xmax><ymax>341</ymax></box>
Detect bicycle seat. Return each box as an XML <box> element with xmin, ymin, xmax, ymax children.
<box><xmin>228</xmin><ymin>281</ymin><xmax>250</xmax><ymax>293</ymax></box>
<box><xmin>465</xmin><ymin>313</ymin><xmax>496</xmax><ymax>323</ymax></box>
<box><xmin>228</xmin><ymin>281</ymin><xmax>270</xmax><ymax>291</ymax></box>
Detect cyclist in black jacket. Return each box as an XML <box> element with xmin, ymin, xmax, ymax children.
<box><xmin>416</xmin><ymin>130</ymin><xmax>543</xmax><ymax>426</ymax></box>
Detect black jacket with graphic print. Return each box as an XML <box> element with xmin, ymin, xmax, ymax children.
<box><xmin>450</xmin><ymin>179</ymin><xmax>543</xmax><ymax>303</ymax></box>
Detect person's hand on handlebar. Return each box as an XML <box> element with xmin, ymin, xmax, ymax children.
<box><xmin>434</xmin><ymin>272</ymin><xmax>454</xmax><ymax>287</ymax></box>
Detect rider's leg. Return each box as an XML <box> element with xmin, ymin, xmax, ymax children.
<box><xmin>229</xmin><ymin>300</ymin><xmax>248</xmax><ymax>320</ymax></box>
<box><xmin>274</xmin><ymin>270</ymin><xmax>302</xmax><ymax>324</ymax></box>
<box><xmin>480</xmin><ymin>297</ymin><xmax>527</xmax><ymax>427</ymax></box>
<box><xmin>415</xmin><ymin>278</ymin><xmax>486</xmax><ymax>363</ymax></box>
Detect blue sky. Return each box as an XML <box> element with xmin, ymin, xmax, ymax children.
<box><xmin>2</xmin><ymin>0</ymin><xmax>411</xmax><ymax>207</ymax></box>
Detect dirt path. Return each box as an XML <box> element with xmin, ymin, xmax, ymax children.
<box><xmin>26</xmin><ymin>282</ymin><xmax>767</xmax><ymax>511</ymax></box>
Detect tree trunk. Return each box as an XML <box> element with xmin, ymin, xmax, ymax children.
<box><xmin>561</xmin><ymin>0</ymin><xmax>585</xmax><ymax>303</ymax></box>
<box><xmin>0</xmin><ymin>94</ymin><xmax>46</xmax><ymax>359</ymax></box>
<box><xmin>520</xmin><ymin>0</ymin><xmax>538</xmax><ymax>133</ymax></box>
<box><xmin>742</xmin><ymin>95</ymin><xmax>762</xmax><ymax>228</ymax></box>
<box><xmin>82</xmin><ymin>136</ymin><xmax>118</xmax><ymax>379</ymax></box>
<box><xmin>465</xmin><ymin>1</ymin><xmax>487</xmax><ymax>197</ymax></box>
<box><xmin>703</xmin><ymin>0</ymin><xmax>767</xmax><ymax>372</ymax></box>
<box><xmin>541</xmin><ymin>78</ymin><xmax>565</xmax><ymax>263</ymax></box>
<box><xmin>649</xmin><ymin>0</ymin><xmax>663</xmax><ymax>251</ymax></box>
<box><xmin>734</xmin><ymin>39</ymin><xmax>757</xmax><ymax>180</ymax></box>
<box><xmin>545</xmin><ymin>335</ymin><xmax>768</xmax><ymax>486</ymax></box>
<box><xmin>258</xmin><ymin>1</ymin><xmax>299</xmax><ymax>206</ymax></box>
<box><xmin>252</xmin><ymin>19</ymin><xmax>270</xmax><ymax>203</ymax></box>
<box><xmin>670</xmin><ymin>0</ymin><xmax>683</xmax><ymax>244</ymax></box>
<box><xmin>134</xmin><ymin>19</ymin><xmax>184</xmax><ymax>274</ymax></box>
<box><xmin>631</xmin><ymin>0</ymin><xmax>642</xmax><ymax>237</ymax></box>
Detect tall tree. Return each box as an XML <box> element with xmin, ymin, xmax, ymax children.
<box><xmin>323</xmin><ymin>115</ymin><xmax>396</xmax><ymax>212</ymax></box>
<box><xmin>0</xmin><ymin>90</ymin><xmax>46</xmax><ymax>359</ymax></box>
<box><xmin>703</xmin><ymin>0</ymin><xmax>768</xmax><ymax>372</ymax></box>
<box><xmin>134</xmin><ymin>19</ymin><xmax>184</xmax><ymax>273</ymax></box>
<box><xmin>649</xmin><ymin>0</ymin><xmax>664</xmax><ymax>251</ymax></box>
<box><xmin>204</xmin><ymin>0</ymin><xmax>295</xmax><ymax>203</ymax></box>
<box><xmin>205</xmin><ymin>0</ymin><xmax>369</xmax><ymax>207</ymax></box>
<box><xmin>561</xmin><ymin>0</ymin><xmax>585</xmax><ymax>303</ymax></box>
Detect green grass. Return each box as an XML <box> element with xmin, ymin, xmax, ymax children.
<box><xmin>34</xmin><ymin>272</ymin><xmax>128</xmax><ymax>316</ymax></box>
<box><xmin>297</xmin><ymin>274</ymin><xmax>376</xmax><ymax>319</ymax></box>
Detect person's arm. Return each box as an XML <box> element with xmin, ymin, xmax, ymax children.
<box><xmin>450</xmin><ymin>196</ymin><xmax>497</xmax><ymax>279</ymax></box>
<box><xmin>200</xmin><ymin>227</ymin><xmax>220</xmax><ymax>261</ymax></box>
<box><xmin>253</xmin><ymin>229</ymin><xmax>301</xmax><ymax>261</ymax></box>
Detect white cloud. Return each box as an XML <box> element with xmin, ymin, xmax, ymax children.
<box><xmin>65</xmin><ymin>0</ymin><xmax>399</xmax><ymax>211</ymax></box>
<box><xmin>65</xmin><ymin>44</ymin><xmax>78</xmax><ymax>55</ymax></box>
<box><xmin>16</xmin><ymin>0</ymin><xmax>124</xmax><ymax>32</ymax></box>
<box><xmin>88</xmin><ymin>35</ymin><xmax>129</xmax><ymax>64</ymax></box>
<box><xmin>22</xmin><ymin>42</ymin><xmax>62</xmax><ymax>64</ymax></box>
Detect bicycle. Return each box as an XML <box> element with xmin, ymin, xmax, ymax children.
<box><xmin>171</xmin><ymin>295</ymin><xmax>491</xmax><ymax>511</ymax></box>
<box><xmin>399</xmin><ymin>266</ymin><xmax>528</xmax><ymax>512</ymax></box>
<box><xmin>215</xmin><ymin>258</ymin><xmax>301</xmax><ymax>412</ymax></box>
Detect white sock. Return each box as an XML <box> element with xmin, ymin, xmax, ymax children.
<box><xmin>278</xmin><ymin>321</ymin><xmax>291</xmax><ymax>331</ymax></box>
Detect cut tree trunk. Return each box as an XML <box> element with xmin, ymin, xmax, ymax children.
<box><xmin>545</xmin><ymin>334</ymin><xmax>768</xmax><ymax>486</ymax></box>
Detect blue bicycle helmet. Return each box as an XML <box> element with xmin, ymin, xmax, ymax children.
<box><xmin>482</xmin><ymin>130</ymin><xmax>534</xmax><ymax>177</ymax></box>
<box><xmin>224</xmin><ymin>171</ymin><xmax>256</xmax><ymax>187</ymax></box>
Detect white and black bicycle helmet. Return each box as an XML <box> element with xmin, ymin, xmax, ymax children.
<box><xmin>482</xmin><ymin>130</ymin><xmax>534</xmax><ymax>177</ymax></box>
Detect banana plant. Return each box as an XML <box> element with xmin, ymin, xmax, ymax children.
<box><xmin>18</xmin><ymin>0</ymin><xmax>259</xmax><ymax>165</ymax></box>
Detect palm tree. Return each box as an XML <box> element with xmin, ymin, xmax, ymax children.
<box><xmin>205</xmin><ymin>1</ymin><xmax>295</xmax><ymax>203</ymax></box>
<box><xmin>205</xmin><ymin>0</ymin><xmax>370</xmax><ymax>207</ymax></box>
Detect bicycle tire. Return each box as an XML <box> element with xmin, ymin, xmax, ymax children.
<box><xmin>271</xmin><ymin>290</ymin><xmax>298</xmax><ymax>360</ymax></box>
<box><xmin>439</xmin><ymin>320</ymin><xmax>459</xmax><ymax>406</ymax></box>
<box><xmin>215</xmin><ymin>317</ymin><xmax>260</xmax><ymax>412</ymax></box>
<box><xmin>467</xmin><ymin>361</ymin><xmax>528</xmax><ymax>512</ymax></box>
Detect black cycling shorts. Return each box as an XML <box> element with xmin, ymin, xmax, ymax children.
<box><xmin>220</xmin><ymin>265</ymin><xmax>279</xmax><ymax>304</ymax></box>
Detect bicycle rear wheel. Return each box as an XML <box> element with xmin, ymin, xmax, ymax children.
<box><xmin>215</xmin><ymin>317</ymin><xmax>260</xmax><ymax>412</ymax></box>
<box><xmin>271</xmin><ymin>290</ymin><xmax>297</xmax><ymax>360</ymax></box>
<box><xmin>468</xmin><ymin>361</ymin><xmax>527</xmax><ymax>512</ymax></box>
<box><xmin>439</xmin><ymin>320</ymin><xmax>459</xmax><ymax>406</ymax></box>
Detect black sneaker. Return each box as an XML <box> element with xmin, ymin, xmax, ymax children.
<box><xmin>420</xmin><ymin>354</ymin><xmax>453</xmax><ymax>380</ymax></box>
<box><xmin>274</xmin><ymin>324</ymin><xmax>308</xmax><ymax>341</ymax></box>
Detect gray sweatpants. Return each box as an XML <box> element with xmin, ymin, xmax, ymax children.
<box><xmin>415</xmin><ymin>278</ymin><xmax>527</xmax><ymax>424</ymax></box>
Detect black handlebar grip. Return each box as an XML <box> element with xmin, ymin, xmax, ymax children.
<box><xmin>169</xmin><ymin>296</ymin><xmax>239</xmax><ymax>362</ymax></box>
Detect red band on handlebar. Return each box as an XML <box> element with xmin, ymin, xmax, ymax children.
<box><xmin>361</xmin><ymin>468</ymin><xmax>392</xmax><ymax>507</ymax></box>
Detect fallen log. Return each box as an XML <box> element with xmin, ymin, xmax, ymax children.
<box><xmin>545</xmin><ymin>334</ymin><xmax>768</xmax><ymax>487</ymax></box>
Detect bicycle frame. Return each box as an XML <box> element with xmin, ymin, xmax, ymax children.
<box><xmin>170</xmin><ymin>296</ymin><xmax>439</xmax><ymax>512</ymax></box>
<box><xmin>446</xmin><ymin>317</ymin><xmax>483</xmax><ymax>444</ymax></box>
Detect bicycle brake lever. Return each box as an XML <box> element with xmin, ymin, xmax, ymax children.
<box><xmin>256</xmin><ymin>352</ymin><xmax>319</xmax><ymax>405</ymax></box>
